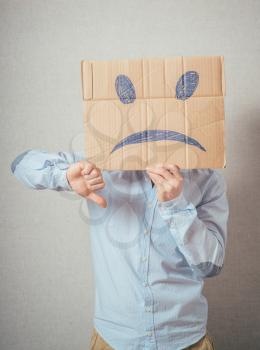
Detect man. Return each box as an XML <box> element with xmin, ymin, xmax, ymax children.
<box><xmin>11</xmin><ymin>149</ymin><xmax>229</xmax><ymax>350</ymax></box>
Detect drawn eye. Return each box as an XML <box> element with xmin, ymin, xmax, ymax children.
<box><xmin>115</xmin><ymin>74</ymin><xmax>136</xmax><ymax>104</ymax></box>
<box><xmin>176</xmin><ymin>71</ymin><xmax>199</xmax><ymax>100</ymax></box>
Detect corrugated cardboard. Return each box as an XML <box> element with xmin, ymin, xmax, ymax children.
<box><xmin>81</xmin><ymin>56</ymin><xmax>226</xmax><ymax>170</ymax></box>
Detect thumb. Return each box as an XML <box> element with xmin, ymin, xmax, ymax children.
<box><xmin>86</xmin><ymin>192</ymin><xmax>107</xmax><ymax>208</ymax></box>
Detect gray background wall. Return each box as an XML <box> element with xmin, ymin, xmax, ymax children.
<box><xmin>1</xmin><ymin>1</ymin><xmax>259</xmax><ymax>349</ymax></box>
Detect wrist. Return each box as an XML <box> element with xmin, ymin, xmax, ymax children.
<box><xmin>65</xmin><ymin>170</ymin><xmax>73</xmax><ymax>191</ymax></box>
<box><xmin>158</xmin><ymin>191</ymin><xmax>188</xmax><ymax>210</ymax></box>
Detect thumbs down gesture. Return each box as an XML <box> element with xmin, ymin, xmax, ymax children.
<box><xmin>67</xmin><ymin>160</ymin><xmax>107</xmax><ymax>208</ymax></box>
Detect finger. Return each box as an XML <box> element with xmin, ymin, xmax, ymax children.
<box><xmin>89</xmin><ymin>182</ymin><xmax>105</xmax><ymax>191</ymax></box>
<box><xmin>146</xmin><ymin>166</ymin><xmax>173</xmax><ymax>181</ymax></box>
<box><xmin>90</xmin><ymin>168</ymin><xmax>100</xmax><ymax>176</ymax></box>
<box><xmin>87</xmin><ymin>176</ymin><xmax>104</xmax><ymax>186</ymax></box>
<box><xmin>147</xmin><ymin>163</ymin><xmax>182</xmax><ymax>181</ymax></box>
<box><xmin>87</xmin><ymin>192</ymin><xmax>107</xmax><ymax>208</ymax></box>
<box><xmin>146</xmin><ymin>171</ymin><xmax>164</xmax><ymax>185</ymax></box>
<box><xmin>163</xmin><ymin>164</ymin><xmax>182</xmax><ymax>181</ymax></box>
<box><xmin>82</xmin><ymin>172</ymin><xmax>97</xmax><ymax>180</ymax></box>
<box><xmin>82</xmin><ymin>170</ymin><xmax>101</xmax><ymax>180</ymax></box>
<box><xmin>80</xmin><ymin>162</ymin><xmax>95</xmax><ymax>175</ymax></box>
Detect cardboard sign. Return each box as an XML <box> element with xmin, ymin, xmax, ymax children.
<box><xmin>81</xmin><ymin>56</ymin><xmax>226</xmax><ymax>170</ymax></box>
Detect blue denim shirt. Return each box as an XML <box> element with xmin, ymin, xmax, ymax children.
<box><xmin>11</xmin><ymin>149</ymin><xmax>229</xmax><ymax>350</ymax></box>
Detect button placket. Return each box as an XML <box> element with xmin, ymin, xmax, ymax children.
<box><xmin>141</xmin><ymin>189</ymin><xmax>157</xmax><ymax>346</ymax></box>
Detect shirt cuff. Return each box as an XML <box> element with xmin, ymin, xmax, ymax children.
<box><xmin>157</xmin><ymin>191</ymin><xmax>189</xmax><ymax>212</ymax></box>
<box><xmin>157</xmin><ymin>192</ymin><xmax>197</xmax><ymax>247</ymax></box>
<box><xmin>57</xmin><ymin>169</ymin><xmax>73</xmax><ymax>191</ymax></box>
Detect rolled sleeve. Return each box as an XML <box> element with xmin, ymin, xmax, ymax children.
<box><xmin>157</xmin><ymin>170</ymin><xmax>229</xmax><ymax>279</ymax></box>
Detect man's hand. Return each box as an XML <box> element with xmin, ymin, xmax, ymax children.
<box><xmin>66</xmin><ymin>160</ymin><xmax>107</xmax><ymax>208</ymax></box>
<box><xmin>146</xmin><ymin>163</ymin><xmax>183</xmax><ymax>202</ymax></box>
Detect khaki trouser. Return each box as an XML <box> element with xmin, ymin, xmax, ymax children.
<box><xmin>89</xmin><ymin>328</ymin><xmax>215</xmax><ymax>350</ymax></box>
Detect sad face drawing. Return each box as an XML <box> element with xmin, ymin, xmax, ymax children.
<box><xmin>112</xmin><ymin>72</ymin><xmax>206</xmax><ymax>154</ymax></box>
<box><xmin>81</xmin><ymin>57</ymin><xmax>225</xmax><ymax>170</ymax></box>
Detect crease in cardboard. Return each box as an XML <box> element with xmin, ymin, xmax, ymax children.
<box><xmin>163</xmin><ymin>59</ymin><xmax>166</xmax><ymax>164</ymax></box>
<box><xmin>181</xmin><ymin>56</ymin><xmax>188</xmax><ymax>168</ymax></box>
<box><xmin>221</xmin><ymin>56</ymin><xmax>226</xmax><ymax>96</ymax></box>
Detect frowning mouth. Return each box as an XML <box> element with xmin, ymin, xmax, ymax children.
<box><xmin>110</xmin><ymin>130</ymin><xmax>206</xmax><ymax>154</ymax></box>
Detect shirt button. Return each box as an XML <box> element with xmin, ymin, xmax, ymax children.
<box><xmin>144</xmin><ymin>229</ymin><xmax>149</xmax><ymax>235</ymax></box>
<box><xmin>146</xmin><ymin>331</ymin><xmax>153</xmax><ymax>337</ymax></box>
<box><xmin>141</xmin><ymin>256</ymin><xmax>147</xmax><ymax>262</ymax></box>
<box><xmin>142</xmin><ymin>281</ymin><xmax>148</xmax><ymax>287</ymax></box>
<box><xmin>145</xmin><ymin>306</ymin><xmax>152</xmax><ymax>312</ymax></box>
<box><xmin>147</xmin><ymin>202</ymin><xmax>153</xmax><ymax>208</ymax></box>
